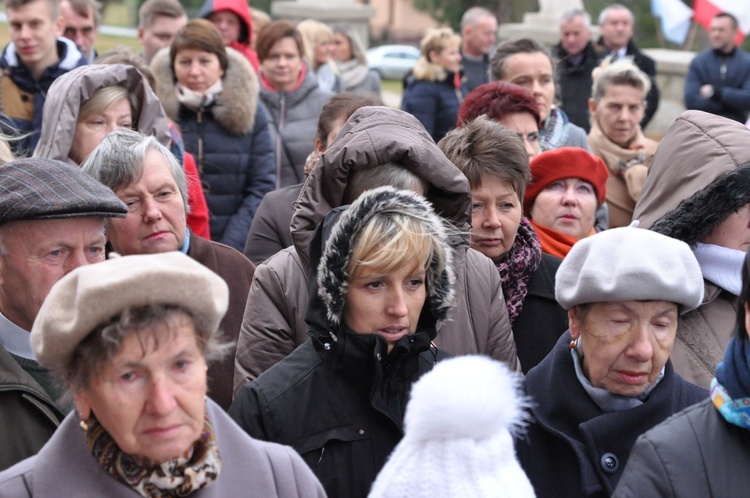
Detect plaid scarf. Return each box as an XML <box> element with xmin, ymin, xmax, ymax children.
<box><xmin>495</xmin><ymin>217</ymin><xmax>542</xmax><ymax>324</ymax></box>
<box><xmin>85</xmin><ymin>412</ymin><xmax>221</xmax><ymax>497</ymax></box>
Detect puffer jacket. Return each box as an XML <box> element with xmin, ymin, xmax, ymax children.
<box><xmin>633</xmin><ymin>110</ymin><xmax>750</xmax><ymax>388</ymax></box>
<box><xmin>197</xmin><ymin>0</ymin><xmax>259</xmax><ymax>71</ymax></box>
<box><xmin>614</xmin><ymin>398</ymin><xmax>750</xmax><ymax>497</ymax></box>
<box><xmin>33</xmin><ymin>63</ymin><xmax>211</xmax><ymax>239</ymax></box>
<box><xmin>230</xmin><ymin>188</ymin><xmax>453</xmax><ymax>498</ymax></box>
<box><xmin>152</xmin><ymin>47</ymin><xmax>275</xmax><ymax>251</ymax></box>
<box><xmin>260</xmin><ymin>66</ymin><xmax>332</xmax><ymax>187</ymax></box>
<box><xmin>401</xmin><ymin>59</ymin><xmax>467</xmax><ymax>142</ymax></box>
<box><xmin>233</xmin><ymin>106</ymin><xmax>518</xmax><ymax>390</ymax></box>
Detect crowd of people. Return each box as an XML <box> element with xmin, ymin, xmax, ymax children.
<box><xmin>0</xmin><ymin>0</ymin><xmax>748</xmax><ymax>496</ymax></box>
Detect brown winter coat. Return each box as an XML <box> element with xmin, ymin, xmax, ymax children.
<box><xmin>233</xmin><ymin>106</ymin><xmax>517</xmax><ymax>390</ymax></box>
<box><xmin>188</xmin><ymin>235</ymin><xmax>254</xmax><ymax>410</ymax></box>
<box><xmin>633</xmin><ymin>110</ymin><xmax>750</xmax><ymax>388</ymax></box>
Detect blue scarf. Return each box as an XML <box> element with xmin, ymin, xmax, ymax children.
<box><xmin>712</xmin><ymin>337</ymin><xmax>750</xmax><ymax>430</ymax></box>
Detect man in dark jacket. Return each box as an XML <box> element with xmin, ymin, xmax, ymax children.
<box><xmin>0</xmin><ymin>0</ymin><xmax>87</xmax><ymax>154</ymax></box>
<box><xmin>81</xmin><ymin>128</ymin><xmax>255</xmax><ymax>411</ymax></box>
<box><xmin>0</xmin><ymin>157</ymin><xmax>127</xmax><ymax>470</ymax></box>
<box><xmin>685</xmin><ymin>12</ymin><xmax>750</xmax><ymax>123</ymax></box>
<box><xmin>555</xmin><ymin>8</ymin><xmax>598</xmax><ymax>132</ymax></box>
<box><xmin>460</xmin><ymin>6</ymin><xmax>498</xmax><ymax>92</ymax></box>
<box><xmin>595</xmin><ymin>3</ymin><xmax>659</xmax><ymax>128</ymax></box>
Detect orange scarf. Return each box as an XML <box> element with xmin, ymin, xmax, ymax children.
<box><xmin>530</xmin><ymin>220</ymin><xmax>594</xmax><ymax>259</ymax></box>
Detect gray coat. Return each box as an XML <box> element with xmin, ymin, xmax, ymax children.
<box><xmin>0</xmin><ymin>399</ymin><xmax>325</xmax><ymax>497</ymax></box>
<box><xmin>614</xmin><ymin>398</ymin><xmax>750</xmax><ymax>497</ymax></box>
<box><xmin>233</xmin><ymin>106</ymin><xmax>518</xmax><ymax>391</ymax></box>
<box><xmin>260</xmin><ymin>69</ymin><xmax>332</xmax><ymax>187</ymax></box>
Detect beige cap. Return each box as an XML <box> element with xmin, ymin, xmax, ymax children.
<box><xmin>31</xmin><ymin>252</ymin><xmax>229</xmax><ymax>372</ymax></box>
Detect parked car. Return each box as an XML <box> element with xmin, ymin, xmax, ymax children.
<box><xmin>367</xmin><ymin>44</ymin><xmax>420</xmax><ymax>80</ymax></box>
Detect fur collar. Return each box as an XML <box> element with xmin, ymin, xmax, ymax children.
<box><xmin>150</xmin><ymin>47</ymin><xmax>258</xmax><ymax>135</ymax></box>
<box><xmin>411</xmin><ymin>57</ymin><xmax>448</xmax><ymax>82</ymax></box>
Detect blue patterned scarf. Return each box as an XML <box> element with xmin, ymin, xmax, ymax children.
<box><xmin>712</xmin><ymin>337</ymin><xmax>750</xmax><ymax>430</ymax></box>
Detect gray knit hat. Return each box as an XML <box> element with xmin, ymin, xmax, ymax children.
<box><xmin>556</xmin><ymin>226</ymin><xmax>704</xmax><ymax>314</ymax></box>
<box><xmin>31</xmin><ymin>252</ymin><xmax>229</xmax><ymax>372</ymax></box>
<box><xmin>0</xmin><ymin>158</ymin><xmax>127</xmax><ymax>222</ymax></box>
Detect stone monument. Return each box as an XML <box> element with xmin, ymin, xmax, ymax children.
<box><xmin>272</xmin><ymin>0</ymin><xmax>375</xmax><ymax>49</ymax></box>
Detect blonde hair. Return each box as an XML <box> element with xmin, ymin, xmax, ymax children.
<box><xmin>78</xmin><ymin>85</ymin><xmax>136</xmax><ymax>124</ymax></box>
<box><xmin>413</xmin><ymin>27</ymin><xmax>461</xmax><ymax>81</ymax></box>
<box><xmin>591</xmin><ymin>58</ymin><xmax>651</xmax><ymax>105</ymax></box>
<box><xmin>297</xmin><ymin>19</ymin><xmax>334</xmax><ymax>70</ymax></box>
<box><xmin>347</xmin><ymin>211</ymin><xmax>445</xmax><ymax>281</ymax></box>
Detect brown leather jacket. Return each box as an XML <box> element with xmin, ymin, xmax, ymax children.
<box><xmin>234</xmin><ymin>107</ymin><xmax>517</xmax><ymax>392</ymax></box>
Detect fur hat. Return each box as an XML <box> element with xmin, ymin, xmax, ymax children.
<box><xmin>524</xmin><ymin>147</ymin><xmax>609</xmax><ymax>214</ymax></box>
<box><xmin>368</xmin><ymin>355</ymin><xmax>535</xmax><ymax>498</ymax></box>
<box><xmin>556</xmin><ymin>225</ymin><xmax>704</xmax><ymax>314</ymax></box>
<box><xmin>31</xmin><ymin>252</ymin><xmax>229</xmax><ymax>372</ymax></box>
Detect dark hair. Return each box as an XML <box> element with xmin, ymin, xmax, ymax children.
<box><xmin>63</xmin><ymin>0</ymin><xmax>101</xmax><ymax>26</ymax></box>
<box><xmin>737</xmin><ymin>247</ymin><xmax>750</xmax><ymax>342</ymax></box>
<box><xmin>316</xmin><ymin>92</ymin><xmax>383</xmax><ymax>148</ymax></box>
<box><xmin>439</xmin><ymin>115</ymin><xmax>530</xmax><ymax>202</ymax></box>
<box><xmin>457</xmin><ymin>81</ymin><xmax>541</xmax><ymax>128</ymax></box>
<box><xmin>490</xmin><ymin>38</ymin><xmax>556</xmax><ymax>82</ymax></box>
<box><xmin>170</xmin><ymin>19</ymin><xmax>228</xmax><ymax>74</ymax></box>
<box><xmin>715</xmin><ymin>12</ymin><xmax>739</xmax><ymax>30</ymax></box>
<box><xmin>255</xmin><ymin>20</ymin><xmax>304</xmax><ymax>62</ymax></box>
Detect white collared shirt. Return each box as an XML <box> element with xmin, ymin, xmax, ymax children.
<box><xmin>0</xmin><ymin>309</ymin><xmax>35</xmax><ymax>360</ymax></box>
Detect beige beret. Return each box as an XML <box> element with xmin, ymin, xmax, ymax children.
<box><xmin>555</xmin><ymin>226</ymin><xmax>704</xmax><ymax>314</ymax></box>
<box><xmin>31</xmin><ymin>252</ymin><xmax>229</xmax><ymax>372</ymax></box>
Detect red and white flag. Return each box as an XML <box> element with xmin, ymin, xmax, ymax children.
<box><xmin>693</xmin><ymin>0</ymin><xmax>750</xmax><ymax>44</ymax></box>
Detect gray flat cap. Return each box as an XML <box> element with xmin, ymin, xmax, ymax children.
<box><xmin>556</xmin><ymin>226</ymin><xmax>704</xmax><ymax>314</ymax></box>
<box><xmin>0</xmin><ymin>158</ymin><xmax>127</xmax><ymax>222</ymax></box>
<box><xmin>31</xmin><ymin>252</ymin><xmax>229</xmax><ymax>372</ymax></box>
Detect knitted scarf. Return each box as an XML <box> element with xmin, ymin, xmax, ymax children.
<box><xmin>174</xmin><ymin>80</ymin><xmax>223</xmax><ymax>112</ymax></box>
<box><xmin>712</xmin><ymin>337</ymin><xmax>750</xmax><ymax>430</ymax></box>
<box><xmin>85</xmin><ymin>413</ymin><xmax>221</xmax><ymax>497</ymax></box>
<box><xmin>496</xmin><ymin>217</ymin><xmax>542</xmax><ymax>324</ymax></box>
<box><xmin>539</xmin><ymin>108</ymin><xmax>570</xmax><ymax>152</ymax></box>
<box><xmin>337</xmin><ymin>58</ymin><xmax>369</xmax><ymax>90</ymax></box>
<box><xmin>530</xmin><ymin>220</ymin><xmax>582</xmax><ymax>259</ymax></box>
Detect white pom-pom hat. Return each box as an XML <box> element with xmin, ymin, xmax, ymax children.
<box><xmin>368</xmin><ymin>356</ymin><xmax>536</xmax><ymax>498</ymax></box>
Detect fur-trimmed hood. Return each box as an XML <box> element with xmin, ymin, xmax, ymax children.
<box><xmin>305</xmin><ymin>186</ymin><xmax>455</xmax><ymax>347</ymax></box>
<box><xmin>150</xmin><ymin>46</ymin><xmax>259</xmax><ymax>136</ymax></box>
<box><xmin>291</xmin><ymin>106</ymin><xmax>471</xmax><ymax>271</ymax></box>
<box><xmin>33</xmin><ymin>64</ymin><xmax>170</xmax><ymax>163</ymax></box>
<box><xmin>633</xmin><ymin>110</ymin><xmax>750</xmax><ymax>245</ymax></box>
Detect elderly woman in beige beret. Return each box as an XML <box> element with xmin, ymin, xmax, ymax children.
<box><xmin>0</xmin><ymin>252</ymin><xmax>324</xmax><ymax>498</ymax></box>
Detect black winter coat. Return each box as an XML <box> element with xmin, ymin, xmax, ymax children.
<box><xmin>555</xmin><ymin>41</ymin><xmax>599</xmax><ymax>132</ymax></box>
<box><xmin>684</xmin><ymin>47</ymin><xmax>750</xmax><ymax>123</ymax></box>
<box><xmin>614</xmin><ymin>398</ymin><xmax>750</xmax><ymax>497</ymax></box>
<box><xmin>513</xmin><ymin>253</ymin><xmax>568</xmax><ymax>373</ymax></box>
<box><xmin>517</xmin><ymin>332</ymin><xmax>707</xmax><ymax>498</ymax></box>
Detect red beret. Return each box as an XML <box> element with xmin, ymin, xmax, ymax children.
<box><xmin>523</xmin><ymin>147</ymin><xmax>609</xmax><ymax>214</ymax></box>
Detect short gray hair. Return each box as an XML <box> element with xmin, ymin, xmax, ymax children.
<box><xmin>80</xmin><ymin>128</ymin><xmax>189</xmax><ymax>213</ymax></box>
<box><xmin>598</xmin><ymin>4</ymin><xmax>633</xmax><ymax>26</ymax></box>
<box><xmin>461</xmin><ymin>7</ymin><xmax>495</xmax><ymax>30</ymax></box>
<box><xmin>561</xmin><ymin>8</ymin><xmax>591</xmax><ymax>29</ymax></box>
<box><xmin>344</xmin><ymin>163</ymin><xmax>428</xmax><ymax>204</ymax></box>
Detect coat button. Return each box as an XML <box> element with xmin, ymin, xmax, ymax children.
<box><xmin>376</xmin><ymin>353</ymin><xmax>382</xmax><ymax>360</ymax></box>
<box><xmin>359</xmin><ymin>429</ymin><xmax>365</xmax><ymax>435</ymax></box>
<box><xmin>600</xmin><ymin>453</ymin><xmax>619</xmax><ymax>474</ymax></box>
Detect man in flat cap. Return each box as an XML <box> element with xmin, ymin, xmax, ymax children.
<box><xmin>0</xmin><ymin>157</ymin><xmax>127</xmax><ymax>471</ymax></box>
<box><xmin>80</xmin><ymin>128</ymin><xmax>255</xmax><ymax>411</ymax></box>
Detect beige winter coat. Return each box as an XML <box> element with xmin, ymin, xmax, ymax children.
<box><xmin>233</xmin><ymin>106</ymin><xmax>517</xmax><ymax>391</ymax></box>
<box><xmin>633</xmin><ymin>110</ymin><xmax>750</xmax><ymax>388</ymax></box>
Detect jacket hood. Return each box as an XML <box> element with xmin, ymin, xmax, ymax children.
<box><xmin>291</xmin><ymin>106</ymin><xmax>471</xmax><ymax>270</ymax></box>
<box><xmin>151</xmin><ymin>46</ymin><xmax>258</xmax><ymax>135</ymax></box>
<box><xmin>33</xmin><ymin>64</ymin><xmax>170</xmax><ymax>162</ymax></box>
<box><xmin>411</xmin><ymin>57</ymin><xmax>449</xmax><ymax>82</ymax></box>
<box><xmin>306</xmin><ymin>186</ymin><xmax>455</xmax><ymax>344</ymax></box>
<box><xmin>198</xmin><ymin>0</ymin><xmax>252</xmax><ymax>45</ymax></box>
<box><xmin>633</xmin><ymin>110</ymin><xmax>750</xmax><ymax>244</ymax></box>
